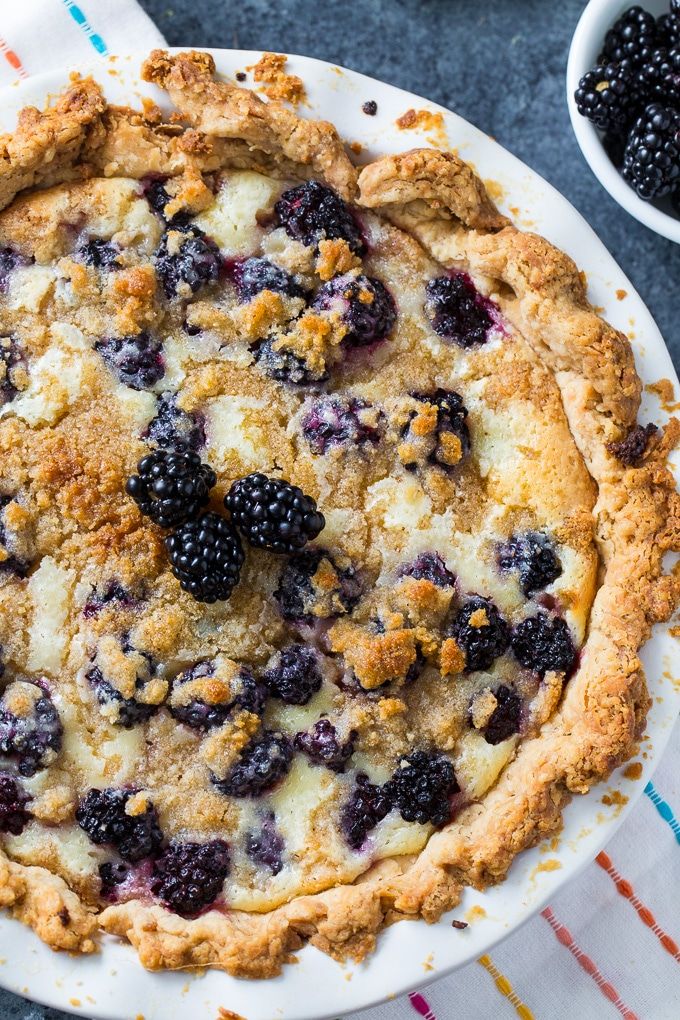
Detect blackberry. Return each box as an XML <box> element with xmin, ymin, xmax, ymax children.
<box><xmin>497</xmin><ymin>532</ymin><xmax>562</xmax><ymax>597</ymax></box>
<box><xmin>145</xmin><ymin>392</ymin><xmax>206</xmax><ymax>452</ymax></box>
<box><xmin>0</xmin><ymin>774</ymin><xmax>31</xmax><ymax>835</ymax></box>
<box><xmin>94</xmin><ymin>333</ymin><xmax>165</xmax><ymax>390</ymax></box>
<box><xmin>622</xmin><ymin>104</ymin><xmax>680</xmax><ymax>199</ymax></box>
<box><xmin>82</xmin><ymin>581</ymin><xmax>134</xmax><ymax>618</ymax></box>
<box><xmin>599</xmin><ymin>6</ymin><xmax>658</xmax><ymax>69</ymax></box>
<box><xmin>301</xmin><ymin>395</ymin><xmax>384</xmax><ymax>455</ymax></box>
<box><xmin>212</xmin><ymin>731</ymin><xmax>293</xmax><ymax>798</ymax></box>
<box><xmin>166</xmin><ymin>512</ymin><xmax>244</xmax><ymax>603</ymax></box>
<box><xmin>657</xmin><ymin>10</ymin><xmax>680</xmax><ymax>48</ymax></box>
<box><xmin>252</xmin><ymin>336</ymin><xmax>327</xmax><ymax>386</ymax></box>
<box><xmin>362</xmin><ymin>100</ymin><xmax>378</xmax><ymax>115</ymax></box>
<box><xmin>312</xmin><ymin>273</ymin><xmax>396</xmax><ymax>348</ymax></box>
<box><xmin>98</xmin><ymin>861</ymin><xmax>130</xmax><ymax>898</ymax></box>
<box><xmin>76</xmin><ymin>788</ymin><xmax>163</xmax><ymax>862</ymax></box>
<box><xmin>511</xmin><ymin>613</ymin><xmax>576</xmax><ymax>675</ymax></box>
<box><xmin>448</xmin><ymin>596</ymin><xmax>510</xmax><ymax>673</ymax></box>
<box><xmin>274</xmin><ymin>180</ymin><xmax>365</xmax><ymax>254</ymax></box>
<box><xmin>0</xmin><ymin>495</ymin><xmax>30</xmax><ymax>577</ymax></box>
<box><xmin>170</xmin><ymin>662</ymin><xmax>265</xmax><ymax>730</ymax></box>
<box><xmin>295</xmin><ymin>719</ymin><xmax>355</xmax><ymax>772</ymax></box>
<box><xmin>86</xmin><ymin>665</ymin><xmax>157</xmax><ymax>728</ymax></box>
<box><xmin>142</xmin><ymin>176</ymin><xmax>173</xmax><ymax>218</ymax></box>
<box><xmin>245</xmin><ymin>814</ymin><xmax>285</xmax><ymax>874</ymax></box>
<box><xmin>341</xmin><ymin>774</ymin><xmax>392</xmax><ymax>849</ymax></box>
<box><xmin>0</xmin><ymin>247</ymin><xmax>29</xmax><ymax>292</ymax></box>
<box><xmin>230</xmin><ymin>257</ymin><xmax>305</xmax><ymax>301</ymax></box>
<box><xmin>155</xmin><ymin>225</ymin><xmax>221</xmax><ymax>298</ymax></box>
<box><xmin>397</xmin><ymin>552</ymin><xmax>456</xmax><ymax>588</ymax></box>
<box><xmin>151</xmin><ymin>839</ymin><xmax>230</xmax><ymax>917</ymax></box>
<box><xmin>126</xmin><ymin>449</ymin><xmax>216</xmax><ymax>529</ymax></box>
<box><xmin>575</xmin><ymin>62</ymin><xmax>641</xmax><ymax>133</ymax></box>
<box><xmin>274</xmin><ymin>548</ymin><xmax>361</xmax><ymax>621</ymax></box>
<box><xmin>0</xmin><ymin>336</ymin><xmax>25</xmax><ymax>406</ymax></box>
<box><xmin>262</xmin><ymin>645</ymin><xmax>322</xmax><ymax>705</ymax></box>
<box><xmin>75</xmin><ymin>238</ymin><xmax>121</xmax><ymax>270</ymax></box>
<box><xmin>635</xmin><ymin>47</ymin><xmax>680</xmax><ymax>106</ymax></box>
<box><xmin>225</xmin><ymin>473</ymin><xmax>325</xmax><ymax>554</ymax></box>
<box><xmin>402</xmin><ymin>389</ymin><xmax>471</xmax><ymax>469</ymax></box>
<box><xmin>385</xmin><ymin>750</ymin><xmax>458</xmax><ymax>827</ymax></box>
<box><xmin>425</xmin><ymin>274</ymin><xmax>494</xmax><ymax>347</ymax></box>
<box><xmin>0</xmin><ymin>684</ymin><xmax>63</xmax><ymax>776</ymax></box>
<box><xmin>483</xmin><ymin>685</ymin><xmax>522</xmax><ymax>745</ymax></box>
<box><xmin>607</xmin><ymin>422</ymin><xmax>658</xmax><ymax>465</ymax></box>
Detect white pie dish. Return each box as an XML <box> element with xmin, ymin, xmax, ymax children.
<box><xmin>0</xmin><ymin>48</ymin><xmax>678</xmax><ymax>1020</ymax></box>
<box><xmin>567</xmin><ymin>0</ymin><xmax>680</xmax><ymax>243</ymax></box>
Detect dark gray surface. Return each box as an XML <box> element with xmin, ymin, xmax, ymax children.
<box><xmin>2</xmin><ymin>2</ymin><xmax>677</xmax><ymax>1019</ymax></box>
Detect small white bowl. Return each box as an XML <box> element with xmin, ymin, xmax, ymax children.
<box><xmin>567</xmin><ymin>0</ymin><xmax>680</xmax><ymax>243</ymax></box>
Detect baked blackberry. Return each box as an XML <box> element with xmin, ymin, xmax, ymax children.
<box><xmin>622</xmin><ymin>104</ymin><xmax>680</xmax><ymax>199</ymax></box>
<box><xmin>0</xmin><ymin>336</ymin><xmax>25</xmax><ymax>406</ymax></box>
<box><xmin>274</xmin><ymin>548</ymin><xmax>361</xmax><ymax>621</ymax></box>
<box><xmin>0</xmin><ymin>684</ymin><xmax>63</xmax><ymax>776</ymax></box>
<box><xmin>295</xmin><ymin>719</ymin><xmax>355</xmax><ymax>772</ymax></box>
<box><xmin>82</xmin><ymin>580</ymin><xmax>135</xmax><ymax>618</ymax></box>
<box><xmin>340</xmin><ymin>773</ymin><xmax>392</xmax><ymax>849</ymax></box>
<box><xmin>155</xmin><ymin>225</ymin><xmax>222</xmax><ymax>298</ymax></box>
<box><xmin>397</xmin><ymin>552</ymin><xmax>456</xmax><ymax>588</ymax></box>
<box><xmin>0</xmin><ymin>247</ymin><xmax>29</xmax><ymax>292</ymax></box>
<box><xmin>447</xmin><ymin>596</ymin><xmax>510</xmax><ymax>673</ymax></box>
<box><xmin>245</xmin><ymin>814</ymin><xmax>285</xmax><ymax>874</ymax></box>
<box><xmin>497</xmin><ymin>532</ymin><xmax>562</xmax><ymax>596</ymax></box>
<box><xmin>0</xmin><ymin>774</ymin><xmax>31</xmax><ymax>835</ymax></box>
<box><xmin>225</xmin><ymin>473</ymin><xmax>325</xmax><ymax>554</ymax></box>
<box><xmin>231</xmin><ymin>256</ymin><xmax>305</xmax><ymax>301</ymax></box>
<box><xmin>511</xmin><ymin>613</ymin><xmax>576</xmax><ymax>675</ymax></box>
<box><xmin>301</xmin><ymin>395</ymin><xmax>384</xmax><ymax>454</ymax></box>
<box><xmin>386</xmin><ymin>750</ymin><xmax>458</xmax><ymax>827</ymax></box>
<box><xmin>607</xmin><ymin>422</ymin><xmax>658</xmax><ymax>465</ymax></box>
<box><xmin>76</xmin><ymin>788</ymin><xmax>163</xmax><ymax>862</ymax></box>
<box><xmin>262</xmin><ymin>644</ymin><xmax>323</xmax><ymax>705</ymax></box>
<box><xmin>425</xmin><ymin>274</ymin><xmax>494</xmax><ymax>347</ymax></box>
<box><xmin>404</xmin><ymin>389</ymin><xmax>471</xmax><ymax>468</ymax></box>
<box><xmin>636</xmin><ymin>47</ymin><xmax>680</xmax><ymax>106</ymax></box>
<box><xmin>126</xmin><ymin>449</ymin><xmax>216</xmax><ymax>529</ymax></box>
<box><xmin>574</xmin><ymin>62</ymin><xmax>641</xmax><ymax>133</ymax></box>
<box><xmin>142</xmin><ymin>176</ymin><xmax>173</xmax><ymax>218</ymax></box>
<box><xmin>312</xmin><ymin>273</ymin><xmax>397</xmax><ymax>347</ymax></box>
<box><xmin>252</xmin><ymin>336</ymin><xmax>327</xmax><ymax>386</ymax></box>
<box><xmin>75</xmin><ymin>237</ymin><xmax>121</xmax><ymax>270</ymax></box>
<box><xmin>0</xmin><ymin>494</ymin><xmax>29</xmax><ymax>577</ymax></box>
<box><xmin>170</xmin><ymin>662</ymin><xmax>266</xmax><ymax>730</ymax></box>
<box><xmin>94</xmin><ymin>333</ymin><xmax>165</xmax><ymax>391</ymax></box>
<box><xmin>483</xmin><ymin>686</ymin><xmax>522</xmax><ymax>745</ymax></box>
<box><xmin>98</xmin><ymin>861</ymin><xmax>130</xmax><ymax>898</ymax></box>
<box><xmin>165</xmin><ymin>511</ymin><xmax>244</xmax><ymax>603</ymax></box>
<box><xmin>145</xmin><ymin>393</ymin><xmax>206</xmax><ymax>452</ymax></box>
<box><xmin>212</xmin><ymin>731</ymin><xmax>293</xmax><ymax>798</ymax></box>
<box><xmin>86</xmin><ymin>666</ymin><xmax>157</xmax><ymax>728</ymax></box>
<box><xmin>151</xmin><ymin>840</ymin><xmax>230</xmax><ymax>917</ymax></box>
<box><xmin>599</xmin><ymin>5</ymin><xmax>658</xmax><ymax>69</ymax></box>
<box><xmin>274</xmin><ymin>180</ymin><xmax>365</xmax><ymax>254</ymax></box>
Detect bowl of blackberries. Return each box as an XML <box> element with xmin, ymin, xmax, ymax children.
<box><xmin>568</xmin><ymin>0</ymin><xmax>680</xmax><ymax>241</ymax></box>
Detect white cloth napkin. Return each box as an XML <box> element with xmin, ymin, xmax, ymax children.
<box><xmin>1</xmin><ymin>5</ymin><xmax>679</xmax><ymax>1019</ymax></box>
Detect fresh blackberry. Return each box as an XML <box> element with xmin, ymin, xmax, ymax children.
<box><xmin>385</xmin><ymin>750</ymin><xmax>458</xmax><ymax>827</ymax></box>
<box><xmin>82</xmin><ymin>580</ymin><xmax>134</xmax><ymax>618</ymax></box>
<box><xmin>340</xmin><ymin>773</ymin><xmax>392</xmax><ymax>849</ymax></box>
<box><xmin>76</xmin><ymin>788</ymin><xmax>163</xmax><ymax>862</ymax></box>
<box><xmin>0</xmin><ymin>684</ymin><xmax>63</xmax><ymax>776</ymax></box>
<box><xmin>312</xmin><ymin>273</ymin><xmax>396</xmax><ymax>348</ymax></box>
<box><xmin>170</xmin><ymin>662</ymin><xmax>265</xmax><ymax>730</ymax></box>
<box><xmin>483</xmin><ymin>685</ymin><xmax>522</xmax><ymax>745</ymax></box>
<box><xmin>657</xmin><ymin>9</ymin><xmax>680</xmax><ymax>48</ymax></box>
<box><xmin>447</xmin><ymin>596</ymin><xmax>510</xmax><ymax>673</ymax></box>
<box><xmin>397</xmin><ymin>552</ymin><xmax>456</xmax><ymax>588</ymax></box>
<box><xmin>94</xmin><ymin>333</ymin><xmax>165</xmax><ymax>391</ymax></box>
<box><xmin>0</xmin><ymin>247</ymin><xmax>29</xmax><ymax>292</ymax></box>
<box><xmin>86</xmin><ymin>665</ymin><xmax>157</xmax><ymax>728</ymax></box>
<box><xmin>262</xmin><ymin>644</ymin><xmax>322</xmax><ymax>705</ymax></box>
<box><xmin>225</xmin><ymin>473</ymin><xmax>325</xmax><ymax>555</ymax></box>
<box><xmin>0</xmin><ymin>774</ymin><xmax>31</xmax><ymax>835</ymax></box>
<box><xmin>301</xmin><ymin>395</ymin><xmax>384</xmax><ymax>455</ymax></box>
<box><xmin>574</xmin><ymin>62</ymin><xmax>641</xmax><ymax>133</ymax></box>
<box><xmin>622</xmin><ymin>104</ymin><xmax>680</xmax><ymax>199</ymax></box>
<box><xmin>145</xmin><ymin>393</ymin><xmax>206</xmax><ymax>452</ymax></box>
<box><xmin>0</xmin><ymin>336</ymin><xmax>25</xmax><ymax>406</ymax></box>
<box><xmin>599</xmin><ymin>5</ymin><xmax>658</xmax><ymax>68</ymax></box>
<box><xmin>295</xmin><ymin>719</ymin><xmax>355</xmax><ymax>772</ymax></box>
<box><xmin>608</xmin><ymin>422</ymin><xmax>658</xmax><ymax>465</ymax></box>
<box><xmin>274</xmin><ymin>548</ymin><xmax>361</xmax><ymax>621</ymax></box>
<box><xmin>166</xmin><ymin>512</ymin><xmax>244</xmax><ymax>603</ymax></box>
<box><xmin>245</xmin><ymin>814</ymin><xmax>285</xmax><ymax>874</ymax></box>
<box><xmin>274</xmin><ymin>180</ymin><xmax>365</xmax><ymax>254</ymax></box>
<box><xmin>155</xmin><ymin>225</ymin><xmax>222</xmax><ymax>298</ymax></box>
<box><xmin>75</xmin><ymin>238</ymin><xmax>121</xmax><ymax>270</ymax></box>
<box><xmin>230</xmin><ymin>257</ymin><xmax>305</xmax><ymax>301</ymax></box>
<box><xmin>497</xmin><ymin>532</ymin><xmax>562</xmax><ymax>597</ymax></box>
<box><xmin>98</xmin><ymin>861</ymin><xmax>130</xmax><ymax>898</ymax></box>
<box><xmin>511</xmin><ymin>613</ymin><xmax>576</xmax><ymax>675</ymax></box>
<box><xmin>252</xmin><ymin>337</ymin><xmax>327</xmax><ymax>386</ymax></box>
<box><xmin>425</xmin><ymin>274</ymin><xmax>494</xmax><ymax>347</ymax></box>
<box><xmin>212</xmin><ymin>731</ymin><xmax>293</xmax><ymax>798</ymax></box>
<box><xmin>126</xmin><ymin>449</ymin><xmax>216</xmax><ymax>529</ymax></box>
<box><xmin>151</xmin><ymin>839</ymin><xmax>230</xmax><ymax>916</ymax></box>
<box><xmin>635</xmin><ymin>47</ymin><xmax>680</xmax><ymax>106</ymax></box>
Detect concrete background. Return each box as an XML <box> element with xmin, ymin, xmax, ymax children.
<box><xmin>2</xmin><ymin>1</ymin><xmax>677</xmax><ymax>1018</ymax></box>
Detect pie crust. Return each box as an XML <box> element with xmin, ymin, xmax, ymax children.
<box><xmin>0</xmin><ymin>50</ymin><xmax>677</xmax><ymax>978</ymax></box>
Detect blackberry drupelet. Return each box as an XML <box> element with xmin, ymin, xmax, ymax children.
<box><xmin>152</xmin><ymin>840</ymin><xmax>230</xmax><ymax>917</ymax></box>
<box><xmin>262</xmin><ymin>644</ymin><xmax>323</xmax><ymax>705</ymax></box>
<box><xmin>212</xmin><ymin>731</ymin><xmax>293</xmax><ymax>798</ymax></box>
<box><xmin>231</xmin><ymin>256</ymin><xmax>305</xmax><ymax>301</ymax></box>
<box><xmin>425</xmin><ymin>274</ymin><xmax>494</xmax><ymax>346</ymax></box>
<box><xmin>312</xmin><ymin>273</ymin><xmax>396</xmax><ymax>347</ymax></box>
<box><xmin>76</xmin><ymin>788</ymin><xmax>163</xmax><ymax>862</ymax></box>
<box><xmin>448</xmin><ymin>596</ymin><xmax>510</xmax><ymax>672</ymax></box>
<box><xmin>274</xmin><ymin>180</ymin><xmax>365</xmax><ymax>254</ymax></box>
<box><xmin>0</xmin><ymin>774</ymin><xmax>31</xmax><ymax>835</ymax></box>
<box><xmin>574</xmin><ymin>62</ymin><xmax>641</xmax><ymax>132</ymax></box>
<box><xmin>155</xmin><ymin>225</ymin><xmax>222</xmax><ymax>298</ymax></box>
<box><xmin>340</xmin><ymin>773</ymin><xmax>392</xmax><ymax>849</ymax></box>
<box><xmin>657</xmin><ymin>6</ymin><xmax>680</xmax><ymax>48</ymax></box>
<box><xmin>98</xmin><ymin>861</ymin><xmax>130</xmax><ymax>898</ymax></box>
<box><xmin>245</xmin><ymin>815</ymin><xmax>285</xmax><ymax>874</ymax></box>
<box><xmin>126</xmin><ymin>449</ymin><xmax>216</xmax><ymax>529</ymax></box>
<box><xmin>622</xmin><ymin>104</ymin><xmax>680</xmax><ymax>199</ymax></box>
<box><xmin>295</xmin><ymin>719</ymin><xmax>355</xmax><ymax>772</ymax></box>
<box><xmin>94</xmin><ymin>333</ymin><xmax>165</xmax><ymax>391</ymax></box>
<box><xmin>483</xmin><ymin>686</ymin><xmax>522</xmax><ymax>745</ymax></box>
<box><xmin>225</xmin><ymin>473</ymin><xmax>325</xmax><ymax>554</ymax></box>
<box><xmin>599</xmin><ymin>5</ymin><xmax>658</xmax><ymax>68</ymax></box>
<box><xmin>397</xmin><ymin>552</ymin><xmax>456</xmax><ymax>588</ymax></box>
<box><xmin>511</xmin><ymin>613</ymin><xmax>576</xmax><ymax>675</ymax></box>
<box><xmin>385</xmin><ymin>750</ymin><xmax>458</xmax><ymax>827</ymax></box>
<box><xmin>166</xmin><ymin>511</ymin><xmax>244</xmax><ymax>603</ymax></box>
<box><xmin>497</xmin><ymin>532</ymin><xmax>562</xmax><ymax>596</ymax></box>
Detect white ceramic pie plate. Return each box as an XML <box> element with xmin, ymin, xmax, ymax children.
<box><xmin>0</xmin><ymin>49</ymin><xmax>678</xmax><ymax>1020</ymax></box>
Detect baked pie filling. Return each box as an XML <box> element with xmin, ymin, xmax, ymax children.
<box><xmin>0</xmin><ymin>50</ymin><xmax>677</xmax><ymax>976</ymax></box>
